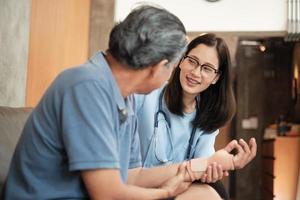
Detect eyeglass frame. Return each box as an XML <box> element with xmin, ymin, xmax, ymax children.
<box><xmin>182</xmin><ymin>55</ymin><xmax>221</xmax><ymax>79</ymax></box>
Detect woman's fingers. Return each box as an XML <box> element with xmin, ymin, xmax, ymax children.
<box><xmin>219</xmin><ymin>138</ymin><xmax>257</xmax><ymax>171</ymax></box>
<box><xmin>248</xmin><ymin>137</ymin><xmax>257</xmax><ymax>161</ymax></box>
<box><xmin>238</xmin><ymin>139</ymin><xmax>251</xmax><ymax>167</ymax></box>
<box><xmin>232</xmin><ymin>138</ymin><xmax>257</xmax><ymax>169</ymax></box>
<box><xmin>223</xmin><ymin>140</ymin><xmax>238</xmax><ymax>153</ymax></box>
<box><xmin>239</xmin><ymin>139</ymin><xmax>251</xmax><ymax>155</ymax></box>
<box><xmin>232</xmin><ymin>140</ymin><xmax>247</xmax><ymax>169</ymax></box>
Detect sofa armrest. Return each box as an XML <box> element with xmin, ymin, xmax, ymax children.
<box><xmin>0</xmin><ymin>107</ymin><xmax>32</xmax><ymax>190</ymax></box>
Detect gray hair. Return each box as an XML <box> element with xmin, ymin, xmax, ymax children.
<box><xmin>108</xmin><ymin>5</ymin><xmax>187</xmax><ymax>69</ymax></box>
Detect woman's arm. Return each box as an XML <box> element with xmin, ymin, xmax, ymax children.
<box><xmin>192</xmin><ymin>130</ymin><xmax>224</xmax><ymax>183</ymax></box>
<box><xmin>128</xmin><ymin>142</ymin><xmax>231</xmax><ymax>187</ymax></box>
<box><xmin>198</xmin><ymin>137</ymin><xmax>257</xmax><ymax>183</ymax></box>
<box><xmin>128</xmin><ymin>139</ymin><xmax>257</xmax><ymax>188</ymax></box>
<box><xmin>194</xmin><ymin>138</ymin><xmax>257</xmax><ymax>172</ymax></box>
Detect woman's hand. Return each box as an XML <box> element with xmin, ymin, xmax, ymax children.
<box><xmin>208</xmin><ymin>138</ymin><xmax>257</xmax><ymax>171</ymax></box>
<box><xmin>185</xmin><ymin>137</ymin><xmax>257</xmax><ymax>184</ymax></box>
<box><xmin>233</xmin><ymin>138</ymin><xmax>257</xmax><ymax>169</ymax></box>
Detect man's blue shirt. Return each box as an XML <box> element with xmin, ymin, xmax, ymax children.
<box><xmin>3</xmin><ymin>52</ymin><xmax>141</xmax><ymax>199</ymax></box>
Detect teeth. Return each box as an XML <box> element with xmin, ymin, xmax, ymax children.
<box><xmin>187</xmin><ymin>76</ymin><xmax>199</xmax><ymax>84</ymax></box>
<box><xmin>189</xmin><ymin>79</ymin><xmax>197</xmax><ymax>84</ymax></box>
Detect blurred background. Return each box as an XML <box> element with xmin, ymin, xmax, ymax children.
<box><xmin>0</xmin><ymin>0</ymin><xmax>299</xmax><ymax>199</ymax></box>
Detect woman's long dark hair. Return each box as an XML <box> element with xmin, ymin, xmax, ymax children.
<box><xmin>164</xmin><ymin>33</ymin><xmax>236</xmax><ymax>133</ymax></box>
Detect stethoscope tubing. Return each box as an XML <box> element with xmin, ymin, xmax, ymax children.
<box><xmin>151</xmin><ymin>88</ymin><xmax>197</xmax><ymax>162</ymax></box>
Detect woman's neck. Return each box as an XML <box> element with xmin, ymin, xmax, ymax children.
<box><xmin>182</xmin><ymin>92</ymin><xmax>196</xmax><ymax>114</ymax></box>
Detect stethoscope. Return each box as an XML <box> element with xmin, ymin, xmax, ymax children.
<box><xmin>151</xmin><ymin>88</ymin><xmax>197</xmax><ymax>163</ymax></box>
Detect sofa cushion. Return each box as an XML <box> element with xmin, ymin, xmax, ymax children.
<box><xmin>0</xmin><ymin>107</ymin><xmax>32</xmax><ymax>190</ymax></box>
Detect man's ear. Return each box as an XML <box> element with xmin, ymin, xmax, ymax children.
<box><xmin>178</xmin><ymin>57</ymin><xmax>185</xmax><ymax>70</ymax></box>
<box><xmin>150</xmin><ymin>59</ymin><xmax>169</xmax><ymax>77</ymax></box>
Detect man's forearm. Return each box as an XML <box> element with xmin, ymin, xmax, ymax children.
<box><xmin>82</xmin><ymin>169</ymin><xmax>171</xmax><ymax>200</ymax></box>
<box><xmin>128</xmin><ymin>162</ymin><xmax>204</xmax><ymax>188</ymax></box>
<box><xmin>128</xmin><ymin>164</ymin><xmax>179</xmax><ymax>188</ymax></box>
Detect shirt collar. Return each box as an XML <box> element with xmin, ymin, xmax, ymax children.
<box><xmin>90</xmin><ymin>52</ymin><xmax>134</xmax><ymax>117</ymax></box>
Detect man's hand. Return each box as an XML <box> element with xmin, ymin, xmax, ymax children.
<box><xmin>200</xmin><ymin>162</ymin><xmax>228</xmax><ymax>183</ymax></box>
<box><xmin>161</xmin><ymin>162</ymin><xmax>191</xmax><ymax>197</ymax></box>
<box><xmin>184</xmin><ymin>145</ymin><xmax>235</xmax><ymax>182</ymax></box>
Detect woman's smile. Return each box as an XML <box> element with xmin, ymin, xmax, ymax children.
<box><xmin>186</xmin><ymin>74</ymin><xmax>201</xmax><ymax>86</ymax></box>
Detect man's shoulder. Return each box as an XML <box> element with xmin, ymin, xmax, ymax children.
<box><xmin>54</xmin><ymin>62</ymin><xmax>113</xmax><ymax>95</ymax></box>
<box><xmin>59</xmin><ymin>64</ymin><xmax>104</xmax><ymax>85</ymax></box>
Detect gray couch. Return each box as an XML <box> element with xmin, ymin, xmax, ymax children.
<box><xmin>0</xmin><ymin>106</ymin><xmax>32</xmax><ymax>191</ymax></box>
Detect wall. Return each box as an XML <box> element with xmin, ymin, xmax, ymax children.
<box><xmin>0</xmin><ymin>0</ymin><xmax>31</xmax><ymax>107</ymax></box>
<box><xmin>115</xmin><ymin>0</ymin><xmax>286</xmax><ymax>33</ymax></box>
<box><xmin>235</xmin><ymin>38</ymin><xmax>294</xmax><ymax>200</ymax></box>
<box><xmin>26</xmin><ymin>0</ymin><xmax>91</xmax><ymax>107</ymax></box>
<box><xmin>0</xmin><ymin>0</ymin><xmax>114</xmax><ymax>107</ymax></box>
<box><xmin>89</xmin><ymin>0</ymin><xmax>115</xmax><ymax>55</ymax></box>
<box><xmin>292</xmin><ymin>42</ymin><xmax>300</xmax><ymax>121</ymax></box>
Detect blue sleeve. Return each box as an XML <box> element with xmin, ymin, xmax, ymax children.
<box><xmin>61</xmin><ymin>81</ymin><xmax>120</xmax><ymax>171</ymax></box>
<box><xmin>129</xmin><ymin>116</ymin><xmax>142</xmax><ymax>169</ymax></box>
<box><xmin>193</xmin><ymin>129</ymin><xmax>219</xmax><ymax>158</ymax></box>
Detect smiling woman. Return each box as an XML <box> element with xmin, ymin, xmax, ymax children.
<box><xmin>134</xmin><ymin>33</ymin><xmax>253</xmax><ymax>199</ymax></box>
<box><xmin>136</xmin><ymin>32</ymin><xmax>236</xmax><ymax>166</ymax></box>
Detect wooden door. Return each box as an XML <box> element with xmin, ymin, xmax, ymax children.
<box><xmin>26</xmin><ymin>0</ymin><xmax>90</xmax><ymax>107</ymax></box>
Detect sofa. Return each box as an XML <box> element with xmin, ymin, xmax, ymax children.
<box><xmin>0</xmin><ymin>106</ymin><xmax>32</xmax><ymax>191</ymax></box>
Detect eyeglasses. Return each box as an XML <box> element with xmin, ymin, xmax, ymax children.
<box><xmin>183</xmin><ymin>55</ymin><xmax>220</xmax><ymax>80</ymax></box>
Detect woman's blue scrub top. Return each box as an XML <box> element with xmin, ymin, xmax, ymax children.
<box><xmin>135</xmin><ymin>85</ymin><xmax>219</xmax><ymax>168</ymax></box>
